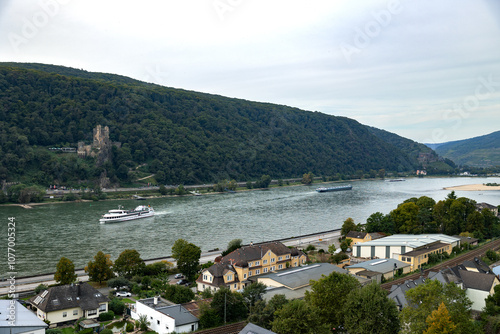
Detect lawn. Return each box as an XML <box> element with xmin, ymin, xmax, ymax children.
<box><xmin>61</xmin><ymin>327</ymin><xmax>75</xmax><ymax>334</ymax></box>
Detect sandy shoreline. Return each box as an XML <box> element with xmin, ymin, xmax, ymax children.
<box><xmin>444</xmin><ymin>184</ymin><xmax>500</xmax><ymax>191</ymax></box>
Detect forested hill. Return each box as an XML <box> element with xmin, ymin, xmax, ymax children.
<box><xmin>367</xmin><ymin>126</ymin><xmax>456</xmax><ymax>173</ymax></box>
<box><xmin>432</xmin><ymin>131</ymin><xmax>500</xmax><ymax>167</ymax></box>
<box><xmin>0</xmin><ymin>63</ymin><xmax>443</xmax><ymax>186</ymax></box>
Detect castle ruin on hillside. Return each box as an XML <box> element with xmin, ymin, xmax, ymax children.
<box><xmin>77</xmin><ymin>125</ymin><xmax>121</xmax><ymax>166</ymax></box>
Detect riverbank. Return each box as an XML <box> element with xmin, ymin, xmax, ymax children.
<box><xmin>444</xmin><ymin>184</ymin><xmax>500</xmax><ymax>191</ymax></box>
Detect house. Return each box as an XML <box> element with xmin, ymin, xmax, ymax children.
<box><xmin>28</xmin><ymin>282</ymin><xmax>108</xmax><ymax>326</ymax></box>
<box><xmin>239</xmin><ymin>323</ymin><xmax>276</xmax><ymax>334</ymax></box>
<box><xmin>398</xmin><ymin>241</ymin><xmax>453</xmax><ymax>271</ymax></box>
<box><xmin>388</xmin><ymin>258</ymin><xmax>499</xmax><ymax>311</ymax></box>
<box><xmin>353</xmin><ymin>234</ymin><xmax>460</xmax><ymax>264</ymax></box>
<box><xmin>197</xmin><ymin>242</ymin><xmax>307</xmax><ymax>292</ymax></box>
<box><xmin>0</xmin><ymin>300</ymin><xmax>48</xmax><ymax>334</ymax></box>
<box><xmin>253</xmin><ymin>263</ymin><xmax>370</xmax><ymax>301</ymax></box>
<box><xmin>346</xmin><ymin>258</ymin><xmax>411</xmax><ymax>283</ymax></box>
<box><xmin>131</xmin><ymin>297</ymin><xmax>198</xmax><ymax>334</ymax></box>
<box><xmin>476</xmin><ymin>202</ymin><xmax>499</xmax><ymax>216</ymax></box>
<box><xmin>453</xmin><ymin>235</ymin><xmax>479</xmax><ymax>247</ymax></box>
<box><xmin>346</xmin><ymin>231</ymin><xmax>386</xmax><ymax>246</ymax></box>
<box><xmin>346</xmin><ymin>231</ymin><xmax>371</xmax><ymax>245</ymax></box>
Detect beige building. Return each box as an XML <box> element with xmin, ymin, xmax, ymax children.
<box><xmin>197</xmin><ymin>242</ymin><xmax>307</xmax><ymax>292</ymax></box>
<box><xmin>28</xmin><ymin>282</ymin><xmax>108</xmax><ymax>325</ymax></box>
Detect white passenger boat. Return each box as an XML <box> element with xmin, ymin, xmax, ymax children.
<box><xmin>99</xmin><ymin>205</ymin><xmax>154</xmax><ymax>224</ymax></box>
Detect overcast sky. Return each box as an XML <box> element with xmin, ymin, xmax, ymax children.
<box><xmin>1</xmin><ymin>0</ymin><xmax>499</xmax><ymax>143</ymax></box>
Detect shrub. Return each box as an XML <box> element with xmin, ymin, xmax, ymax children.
<box><xmin>99</xmin><ymin>311</ymin><xmax>115</xmax><ymax>321</ymax></box>
<box><xmin>318</xmin><ymin>249</ymin><xmax>325</xmax><ymax>254</ymax></box>
<box><xmin>305</xmin><ymin>245</ymin><xmax>316</xmax><ymax>252</ymax></box>
<box><xmin>79</xmin><ymin>328</ymin><xmax>94</xmax><ymax>334</ymax></box>
<box><xmin>100</xmin><ymin>330</ymin><xmax>113</xmax><ymax>334</ymax></box>
<box><xmin>34</xmin><ymin>283</ymin><xmax>48</xmax><ymax>294</ymax></box>
<box><xmin>126</xmin><ymin>322</ymin><xmax>134</xmax><ymax>332</ymax></box>
<box><xmin>109</xmin><ymin>298</ymin><xmax>125</xmax><ymax>315</ymax></box>
<box><xmin>46</xmin><ymin>329</ymin><xmax>62</xmax><ymax>334</ymax></box>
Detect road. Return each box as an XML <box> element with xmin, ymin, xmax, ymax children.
<box><xmin>0</xmin><ymin>229</ymin><xmax>340</xmax><ymax>296</ymax></box>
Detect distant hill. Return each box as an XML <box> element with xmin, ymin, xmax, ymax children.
<box><xmin>367</xmin><ymin>126</ymin><xmax>455</xmax><ymax>173</ymax></box>
<box><xmin>0</xmin><ymin>63</ymin><xmax>452</xmax><ymax>187</ymax></box>
<box><xmin>430</xmin><ymin>131</ymin><xmax>500</xmax><ymax>167</ymax></box>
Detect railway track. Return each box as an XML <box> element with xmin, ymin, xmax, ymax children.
<box><xmin>381</xmin><ymin>238</ymin><xmax>500</xmax><ymax>291</ymax></box>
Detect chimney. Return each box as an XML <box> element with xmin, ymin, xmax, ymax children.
<box><xmin>154</xmin><ymin>296</ymin><xmax>158</xmax><ymax>305</ymax></box>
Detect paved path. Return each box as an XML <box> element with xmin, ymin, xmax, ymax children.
<box><xmin>0</xmin><ymin>230</ymin><xmax>340</xmax><ymax>296</ymax></box>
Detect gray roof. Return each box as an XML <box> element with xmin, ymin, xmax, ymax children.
<box><xmin>459</xmin><ymin>269</ymin><xmax>497</xmax><ymax>292</ymax></box>
<box><xmin>28</xmin><ymin>282</ymin><xmax>108</xmax><ymax>313</ymax></box>
<box><xmin>0</xmin><ymin>300</ymin><xmax>47</xmax><ymax>334</ymax></box>
<box><xmin>358</xmin><ymin>234</ymin><xmax>460</xmax><ymax>248</ymax></box>
<box><xmin>347</xmin><ymin>258</ymin><xmax>410</xmax><ymax>274</ymax></box>
<box><xmin>346</xmin><ymin>231</ymin><xmax>367</xmax><ymax>239</ymax></box>
<box><xmin>239</xmin><ymin>323</ymin><xmax>276</xmax><ymax>334</ymax></box>
<box><xmin>156</xmin><ymin>305</ymin><xmax>199</xmax><ymax>326</ymax></box>
<box><xmin>388</xmin><ymin>276</ymin><xmax>428</xmax><ymax>310</ymax></box>
<box><xmin>256</xmin><ymin>263</ymin><xmax>349</xmax><ymax>290</ymax></box>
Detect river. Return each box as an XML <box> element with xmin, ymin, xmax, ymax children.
<box><xmin>1</xmin><ymin>176</ymin><xmax>499</xmax><ymax>278</ymax></box>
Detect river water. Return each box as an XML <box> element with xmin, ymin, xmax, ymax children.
<box><xmin>1</xmin><ymin>177</ymin><xmax>499</xmax><ymax>278</ymax></box>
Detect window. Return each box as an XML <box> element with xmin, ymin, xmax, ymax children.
<box><xmin>227</xmin><ymin>275</ymin><xmax>232</xmax><ymax>281</ymax></box>
<box><xmin>271</xmin><ymin>258</ymin><xmax>275</xmax><ymax>263</ymax></box>
<box><xmin>285</xmin><ymin>255</ymin><xmax>290</xmax><ymax>259</ymax></box>
<box><xmin>88</xmin><ymin>310</ymin><xmax>97</xmax><ymax>316</ymax></box>
<box><xmin>248</xmin><ymin>262</ymin><xmax>252</xmax><ymax>267</ymax></box>
<box><xmin>73</xmin><ymin>310</ymin><xmax>78</xmax><ymax>316</ymax></box>
<box><xmin>99</xmin><ymin>304</ymin><xmax>106</xmax><ymax>312</ymax></box>
<box><xmin>278</xmin><ymin>264</ymin><xmax>283</xmax><ymax>269</ymax></box>
<box><xmin>271</xmin><ymin>266</ymin><xmax>275</xmax><ymax>271</ymax></box>
<box><xmin>63</xmin><ymin>312</ymin><xmax>67</xmax><ymax>318</ymax></box>
<box><xmin>157</xmin><ymin>320</ymin><xmax>160</xmax><ymax>325</ymax></box>
<box><xmin>248</xmin><ymin>271</ymin><xmax>252</xmax><ymax>276</ymax></box>
<box><xmin>243</xmin><ymin>273</ymin><xmax>247</xmax><ymax>279</ymax></box>
<box><xmin>203</xmin><ymin>274</ymin><xmax>208</xmax><ymax>281</ymax></box>
<box><xmin>278</xmin><ymin>256</ymin><xmax>283</xmax><ymax>261</ymax></box>
<box><xmin>263</xmin><ymin>259</ymin><xmax>268</xmax><ymax>264</ymax></box>
<box><xmin>255</xmin><ymin>261</ymin><xmax>260</xmax><ymax>266</ymax></box>
<box><xmin>234</xmin><ymin>283</ymin><xmax>237</xmax><ymax>289</ymax></box>
<box><xmin>256</xmin><ymin>269</ymin><xmax>260</xmax><ymax>275</ymax></box>
<box><xmin>264</xmin><ymin>268</ymin><xmax>268</xmax><ymax>273</ymax></box>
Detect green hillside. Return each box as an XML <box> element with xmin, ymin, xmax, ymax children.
<box><xmin>0</xmin><ymin>63</ymin><xmax>448</xmax><ymax>187</ymax></box>
<box><xmin>433</xmin><ymin>131</ymin><xmax>500</xmax><ymax>167</ymax></box>
<box><xmin>367</xmin><ymin>126</ymin><xmax>456</xmax><ymax>173</ymax></box>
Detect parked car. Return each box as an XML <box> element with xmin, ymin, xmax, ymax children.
<box><xmin>116</xmin><ymin>291</ymin><xmax>131</xmax><ymax>297</ymax></box>
<box><xmin>174</xmin><ymin>273</ymin><xmax>184</xmax><ymax>279</ymax></box>
<box><xmin>176</xmin><ymin>279</ymin><xmax>189</xmax><ymax>286</ymax></box>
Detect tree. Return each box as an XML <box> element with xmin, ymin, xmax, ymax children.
<box><xmin>271</xmin><ymin>299</ymin><xmax>330</xmax><ymax>334</ymax></box>
<box><xmin>304</xmin><ymin>271</ymin><xmax>361</xmax><ymax>330</ymax></box>
<box><xmin>171</xmin><ymin>239</ymin><xmax>201</xmax><ymax>281</ymax></box>
<box><xmin>401</xmin><ymin>280</ymin><xmax>474</xmax><ymax>334</ymax></box>
<box><xmin>344</xmin><ymin>282</ymin><xmax>400</xmax><ymax>334</ymax></box>
<box><xmin>423</xmin><ymin>302</ymin><xmax>457</xmax><ymax>334</ymax></box>
<box><xmin>221</xmin><ymin>238</ymin><xmax>242</xmax><ymax>256</ymax></box>
<box><xmin>242</xmin><ymin>282</ymin><xmax>267</xmax><ymax>308</ymax></box>
<box><xmin>198</xmin><ymin>301</ymin><xmax>222</xmax><ymax>329</ymax></box>
<box><xmin>211</xmin><ymin>287</ymin><xmax>247</xmax><ymax>324</ymax></box>
<box><xmin>108</xmin><ymin>297</ymin><xmax>126</xmax><ymax>315</ymax></box>
<box><xmin>114</xmin><ymin>249</ymin><xmax>145</xmax><ymax>279</ymax></box>
<box><xmin>85</xmin><ymin>251</ymin><xmax>114</xmax><ymax>283</ymax></box>
<box><xmin>248</xmin><ymin>294</ymin><xmax>289</xmax><ymax>330</ymax></box>
<box><xmin>107</xmin><ymin>277</ymin><xmax>131</xmax><ymax>290</ymax></box>
<box><xmin>301</xmin><ymin>172</ymin><xmax>314</xmax><ymax>185</ymax></box>
<box><xmin>341</xmin><ymin>217</ymin><xmax>357</xmax><ymax>238</ymax></box>
<box><xmin>162</xmin><ymin>284</ymin><xmax>195</xmax><ymax>304</ymax></box>
<box><xmin>54</xmin><ymin>257</ymin><xmax>77</xmax><ymax>285</ymax></box>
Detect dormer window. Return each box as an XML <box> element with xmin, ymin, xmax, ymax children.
<box><xmin>227</xmin><ymin>275</ymin><xmax>232</xmax><ymax>281</ymax></box>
